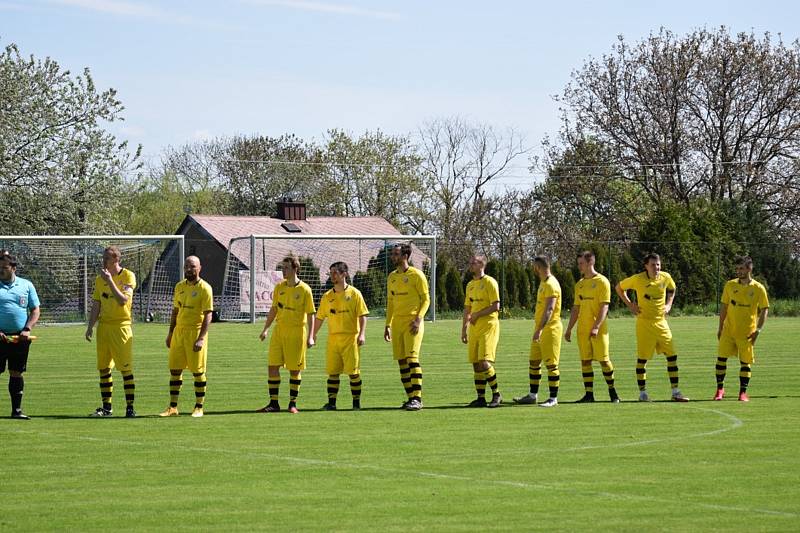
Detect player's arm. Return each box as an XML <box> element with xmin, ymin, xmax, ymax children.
<box><xmin>591</xmin><ymin>303</ymin><xmax>609</xmax><ymax>337</ymax></box>
<box><xmin>357</xmin><ymin>314</ymin><xmax>367</xmax><ymax>346</ymax></box>
<box><xmin>85</xmin><ymin>300</ymin><xmax>101</xmax><ymax>341</ymax></box>
<box><xmin>384</xmin><ymin>281</ymin><xmax>394</xmax><ymax>342</ymax></box>
<box><xmin>259</xmin><ymin>291</ymin><xmax>278</xmax><ymax>341</ymax></box>
<box><xmin>461</xmin><ymin>305</ymin><xmax>471</xmax><ymax>344</ymax></box>
<box><xmin>412</xmin><ymin>276</ymin><xmax>431</xmax><ymax>335</ymax></box>
<box><xmin>166</xmin><ymin>307</ymin><xmax>178</xmax><ymax>348</ymax></box>
<box><xmin>615</xmin><ymin>283</ymin><xmax>638</xmax><ymax>315</ymax></box>
<box><xmin>665</xmin><ymin>289</ymin><xmax>676</xmax><ymax>315</ymax></box>
<box><xmin>564</xmin><ymin>305</ymin><xmax>579</xmax><ymax>342</ymax></box>
<box><xmin>101</xmin><ymin>270</ymin><xmax>130</xmax><ymax>306</ymax></box>
<box><xmin>194</xmin><ymin>310</ymin><xmax>212</xmax><ymax>352</ymax></box>
<box><xmin>749</xmin><ymin>307</ymin><xmax>769</xmax><ymax>343</ymax></box>
<box><xmin>533</xmin><ymin>297</ymin><xmax>556</xmax><ymax>341</ymax></box>
<box><xmin>310</xmin><ymin>314</ymin><xmax>325</xmax><ymax>343</ymax></box>
<box><xmin>20</xmin><ymin>306</ymin><xmax>40</xmax><ymax>341</ymax></box>
<box><xmin>306</xmin><ymin>313</ymin><xmax>316</xmax><ymax>348</ymax></box>
<box><xmin>717</xmin><ymin>303</ymin><xmax>728</xmax><ymax>339</ymax></box>
<box><xmin>470</xmin><ymin>301</ymin><xmax>500</xmax><ymax>324</ymax></box>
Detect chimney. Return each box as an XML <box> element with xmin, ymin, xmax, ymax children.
<box><xmin>276</xmin><ymin>198</ymin><xmax>307</xmax><ymax>221</ymax></box>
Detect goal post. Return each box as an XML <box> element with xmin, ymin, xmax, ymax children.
<box><xmin>0</xmin><ymin>235</ymin><xmax>184</xmax><ymax>324</ymax></box>
<box><xmin>220</xmin><ymin>234</ymin><xmax>437</xmax><ymax>323</ymax></box>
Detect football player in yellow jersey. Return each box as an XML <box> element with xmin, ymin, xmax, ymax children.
<box><xmin>462</xmin><ymin>255</ymin><xmax>502</xmax><ymax>408</ymax></box>
<box><xmin>514</xmin><ymin>256</ymin><xmax>562</xmax><ymax>408</ymax></box>
<box><xmin>85</xmin><ymin>246</ymin><xmax>138</xmax><ymax>418</ymax></box>
<box><xmin>258</xmin><ymin>255</ymin><xmax>316</xmax><ymax>413</ymax></box>
<box><xmin>310</xmin><ymin>262</ymin><xmax>369</xmax><ymax>411</ymax></box>
<box><xmin>160</xmin><ymin>256</ymin><xmax>214</xmax><ymax>418</ymax></box>
<box><xmin>565</xmin><ymin>250</ymin><xmax>620</xmax><ymax>404</ymax></box>
<box><xmin>616</xmin><ymin>253</ymin><xmax>689</xmax><ymax>402</ymax></box>
<box><xmin>714</xmin><ymin>256</ymin><xmax>769</xmax><ymax>402</ymax></box>
<box><xmin>384</xmin><ymin>243</ymin><xmax>430</xmax><ymax>411</ymax></box>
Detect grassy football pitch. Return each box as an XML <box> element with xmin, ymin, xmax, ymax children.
<box><xmin>1</xmin><ymin>316</ymin><xmax>798</xmax><ymax>531</ymax></box>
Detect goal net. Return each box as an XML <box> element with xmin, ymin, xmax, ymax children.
<box><xmin>220</xmin><ymin>234</ymin><xmax>437</xmax><ymax>322</ymax></box>
<box><xmin>0</xmin><ymin>235</ymin><xmax>184</xmax><ymax>324</ymax></box>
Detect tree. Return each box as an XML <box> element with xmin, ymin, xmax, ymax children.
<box><xmin>0</xmin><ymin>42</ymin><xmax>140</xmax><ymax>234</ymax></box>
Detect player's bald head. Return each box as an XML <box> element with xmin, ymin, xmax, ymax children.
<box><xmin>185</xmin><ymin>255</ymin><xmax>201</xmax><ymax>268</ymax></box>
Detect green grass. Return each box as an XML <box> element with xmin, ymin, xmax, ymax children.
<box><xmin>1</xmin><ymin>316</ymin><xmax>799</xmax><ymax>531</ymax></box>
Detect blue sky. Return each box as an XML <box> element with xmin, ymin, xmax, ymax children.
<box><xmin>2</xmin><ymin>0</ymin><xmax>798</xmax><ymax>186</ymax></box>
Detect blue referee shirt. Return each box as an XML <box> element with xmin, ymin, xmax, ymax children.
<box><xmin>0</xmin><ymin>275</ymin><xmax>41</xmax><ymax>333</ymax></box>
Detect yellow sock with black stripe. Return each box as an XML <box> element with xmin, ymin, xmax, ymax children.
<box><xmin>193</xmin><ymin>372</ymin><xmax>206</xmax><ymax>409</ymax></box>
<box><xmin>289</xmin><ymin>375</ymin><xmax>301</xmax><ymax>406</ymax></box>
<box><xmin>581</xmin><ymin>361</ymin><xmax>594</xmax><ymax>393</ymax></box>
<box><xmin>666</xmin><ymin>355</ymin><xmax>680</xmax><ymax>389</ymax></box>
<box><xmin>600</xmin><ymin>361</ymin><xmax>615</xmax><ymax>391</ymax></box>
<box><xmin>169</xmin><ymin>370</ymin><xmax>182</xmax><ymax>408</ymax></box>
<box><xmin>268</xmin><ymin>376</ymin><xmax>281</xmax><ymax>402</ymax></box>
<box><xmin>716</xmin><ymin>357</ymin><xmax>728</xmax><ymax>389</ymax></box>
<box><xmin>636</xmin><ymin>359</ymin><xmax>647</xmax><ymax>391</ymax></box>
<box><xmin>399</xmin><ymin>361</ymin><xmax>413</xmax><ymax>399</ymax></box>
<box><xmin>546</xmin><ymin>364</ymin><xmax>559</xmax><ymax>399</ymax></box>
<box><xmin>349</xmin><ymin>374</ymin><xmax>362</xmax><ymax>402</ymax></box>
<box><xmin>485</xmin><ymin>366</ymin><xmax>499</xmax><ymax>395</ymax></box>
<box><xmin>529</xmin><ymin>362</ymin><xmax>541</xmax><ymax>395</ymax></box>
<box><xmin>474</xmin><ymin>372</ymin><xmax>487</xmax><ymax>398</ymax></box>
<box><xmin>327</xmin><ymin>376</ymin><xmax>340</xmax><ymax>403</ymax></box>
<box><xmin>99</xmin><ymin>370</ymin><xmax>113</xmax><ymax>411</ymax></box>
<box><xmin>121</xmin><ymin>371</ymin><xmax>135</xmax><ymax>407</ymax></box>
<box><xmin>408</xmin><ymin>359</ymin><xmax>422</xmax><ymax>399</ymax></box>
<box><xmin>739</xmin><ymin>364</ymin><xmax>751</xmax><ymax>393</ymax></box>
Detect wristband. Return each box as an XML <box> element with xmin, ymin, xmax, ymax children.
<box><xmin>22</xmin><ymin>327</ymin><xmax>31</xmax><ymax>332</ymax></box>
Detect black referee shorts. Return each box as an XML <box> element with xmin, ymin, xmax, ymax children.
<box><xmin>0</xmin><ymin>332</ymin><xmax>31</xmax><ymax>373</ymax></box>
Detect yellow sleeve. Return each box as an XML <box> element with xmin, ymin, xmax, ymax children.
<box><xmin>317</xmin><ymin>295</ymin><xmax>329</xmax><ymax>320</ymax></box>
<box><xmin>91</xmin><ymin>275</ymin><xmax>102</xmax><ymax>302</ymax></box>
<box><xmin>619</xmin><ymin>275</ymin><xmax>636</xmax><ymax>292</ymax></box>
<box><xmin>599</xmin><ymin>278</ymin><xmax>611</xmax><ymax>303</ymax></box>
<box><xmin>356</xmin><ymin>290</ymin><xmax>369</xmax><ymax>317</ymax></box>
<box><xmin>122</xmin><ymin>270</ymin><xmax>136</xmax><ymax>295</ymax></box>
<box><xmin>464</xmin><ymin>282</ymin><xmax>471</xmax><ymax>308</ymax></box>
<box><xmin>416</xmin><ymin>270</ymin><xmax>430</xmax><ymax>318</ymax></box>
<box><xmin>758</xmin><ymin>285</ymin><xmax>769</xmax><ymax>309</ymax></box>
<box><xmin>665</xmin><ymin>273</ymin><xmax>676</xmax><ymax>291</ymax></box>
<box><xmin>172</xmin><ymin>283</ymin><xmax>180</xmax><ymax>309</ymax></box>
<box><xmin>543</xmin><ymin>280</ymin><xmax>556</xmax><ymax>299</ymax></box>
<box><xmin>721</xmin><ymin>282</ymin><xmax>731</xmax><ymax>305</ymax></box>
<box><xmin>201</xmin><ymin>284</ymin><xmax>214</xmax><ymax>312</ymax></box>
<box><xmin>487</xmin><ymin>278</ymin><xmax>500</xmax><ymax>303</ymax></box>
<box><xmin>573</xmin><ymin>281</ymin><xmax>581</xmax><ymax>306</ymax></box>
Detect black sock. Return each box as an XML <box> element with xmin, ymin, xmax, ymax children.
<box><xmin>9</xmin><ymin>376</ymin><xmax>23</xmax><ymax>412</ymax></box>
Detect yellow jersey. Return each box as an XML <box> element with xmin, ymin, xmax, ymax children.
<box><xmin>574</xmin><ymin>273</ymin><xmax>611</xmax><ymax>333</ymax></box>
<box><xmin>317</xmin><ymin>284</ymin><xmax>369</xmax><ymax>335</ymax></box>
<box><xmin>534</xmin><ymin>275</ymin><xmax>561</xmax><ymax>328</ymax></box>
<box><xmin>721</xmin><ymin>278</ymin><xmax>769</xmax><ymax>337</ymax></box>
<box><xmin>173</xmin><ymin>278</ymin><xmax>214</xmax><ymax>328</ymax></box>
<box><xmin>619</xmin><ymin>271</ymin><xmax>676</xmax><ymax>321</ymax></box>
<box><xmin>465</xmin><ymin>275</ymin><xmax>500</xmax><ymax>329</ymax></box>
<box><xmin>273</xmin><ymin>279</ymin><xmax>315</xmax><ymax>329</ymax></box>
<box><xmin>386</xmin><ymin>266</ymin><xmax>430</xmax><ymax>325</ymax></box>
<box><xmin>92</xmin><ymin>268</ymin><xmax>137</xmax><ymax>325</ymax></box>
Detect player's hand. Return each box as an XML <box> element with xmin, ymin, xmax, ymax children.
<box><xmin>532</xmin><ymin>329</ymin><xmax>542</xmax><ymax>342</ymax></box>
<box><xmin>747</xmin><ymin>330</ymin><xmax>760</xmax><ymax>344</ymax></box>
<box><xmin>564</xmin><ymin>329</ymin><xmax>572</xmax><ymax>342</ymax></box>
<box><xmin>0</xmin><ymin>332</ymin><xmax>6</xmax><ymax>343</ymax></box>
<box><xmin>627</xmin><ymin>302</ymin><xmax>640</xmax><ymax>316</ymax></box>
<box><xmin>461</xmin><ymin>330</ymin><xmax>468</xmax><ymax>344</ymax></box>
<box><xmin>357</xmin><ymin>334</ymin><xmax>365</xmax><ymax>346</ymax></box>
<box><xmin>410</xmin><ymin>317</ymin><xmax>421</xmax><ymax>335</ymax></box>
<box><xmin>193</xmin><ymin>337</ymin><xmax>205</xmax><ymax>352</ymax></box>
<box><xmin>383</xmin><ymin>326</ymin><xmax>391</xmax><ymax>342</ymax></box>
<box><xmin>100</xmin><ymin>268</ymin><xmax>113</xmax><ymax>283</ymax></box>
<box><xmin>165</xmin><ymin>333</ymin><xmax>172</xmax><ymax>349</ymax></box>
<box><xmin>469</xmin><ymin>314</ymin><xmax>478</xmax><ymax>326</ymax></box>
<box><xmin>664</xmin><ymin>303</ymin><xmax>672</xmax><ymax>315</ymax></box>
<box><xmin>717</xmin><ymin>328</ymin><xmax>723</xmax><ymax>340</ymax></box>
<box><xmin>307</xmin><ymin>336</ymin><xmax>315</xmax><ymax>349</ymax></box>
<box><xmin>590</xmin><ymin>326</ymin><xmax>599</xmax><ymax>338</ymax></box>
<box><xmin>259</xmin><ymin>329</ymin><xmax>268</xmax><ymax>341</ymax></box>
<box><xmin>85</xmin><ymin>328</ymin><xmax>93</xmax><ymax>342</ymax></box>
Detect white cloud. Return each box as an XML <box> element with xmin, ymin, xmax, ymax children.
<box><xmin>191</xmin><ymin>129</ymin><xmax>213</xmax><ymax>141</ymax></box>
<box><xmin>119</xmin><ymin>124</ymin><xmax>146</xmax><ymax>137</ymax></box>
<box><xmin>242</xmin><ymin>0</ymin><xmax>402</xmax><ymax>21</ymax></box>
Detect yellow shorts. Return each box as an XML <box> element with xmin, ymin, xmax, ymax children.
<box><xmin>268</xmin><ymin>325</ymin><xmax>307</xmax><ymax>371</ymax></box>
<box><xmin>96</xmin><ymin>323</ymin><xmax>133</xmax><ymax>372</ymax></box>
<box><xmin>718</xmin><ymin>333</ymin><xmax>755</xmax><ymax>364</ymax></box>
<box><xmin>326</xmin><ymin>334</ymin><xmax>360</xmax><ymax>375</ymax></box>
<box><xmin>390</xmin><ymin>316</ymin><xmax>424</xmax><ymax>360</ymax></box>
<box><xmin>530</xmin><ymin>323</ymin><xmax>562</xmax><ymax>365</ymax></box>
<box><xmin>577</xmin><ymin>327</ymin><xmax>610</xmax><ymax>361</ymax></box>
<box><xmin>636</xmin><ymin>319</ymin><xmax>675</xmax><ymax>359</ymax></box>
<box><xmin>467</xmin><ymin>322</ymin><xmax>499</xmax><ymax>363</ymax></box>
<box><xmin>168</xmin><ymin>326</ymin><xmax>207</xmax><ymax>373</ymax></box>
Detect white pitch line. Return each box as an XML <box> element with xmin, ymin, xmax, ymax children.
<box><xmin>5</xmin><ymin>408</ymin><xmax>797</xmax><ymax>520</ymax></box>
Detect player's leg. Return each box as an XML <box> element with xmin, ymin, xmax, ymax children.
<box><xmin>467</xmin><ymin>330</ymin><xmax>487</xmax><ymax>406</ymax></box>
<box><xmin>189</xmin><ymin>335</ymin><xmax>208</xmax><ymax>417</ymax></box>
<box><xmin>286</xmin><ymin>326</ymin><xmax>307</xmax><ymax>413</ymax></box>
<box><xmin>5</xmin><ymin>339</ymin><xmax>31</xmax><ymax>419</ymax></box>
<box><xmin>288</xmin><ymin>370</ymin><xmax>301</xmax><ymax>413</ymax></box>
<box><xmin>514</xmin><ymin>340</ymin><xmax>540</xmax><ymax>404</ymax></box>
<box><xmin>406</xmin><ymin>323</ymin><xmax>424</xmax><ymax>410</ymax></box>
<box><xmin>600</xmin><ymin>360</ymin><xmax>618</xmax><ymax>403</ymax></box>
<box><xmin>323</xmin><ymin>337</ymin><xmax>343</xmax><ymax>410</ymax></box>
<box><xmin>91</xmin><ymin>324</ymin><xmax>114</xmax><ymax>416</ymax></box>
<box><xmin>392</xmin><ymin>321</ymin><xmax>413</xmax><ymax>405</ymax></box>
<box><xmin>161</xmin><ymin>329</ymin><xmax>186</xmax><ymax>416</ymax></box>
<box><xmin>576</xmin><ymin>332</ymin><xmax>595</xmax><ymax>402</ymax></box>
<box><xmin>262</xmin><ymin>328</ymin><xmax>284</xmax><ymax>412</ymax></box>
<box><xmin>484</xmin><ymin>324</ymin><xmax>502</xmax><ymax>408</ymax></box>
<box><xmin>539</xmin><ymin>329</ymin><xmax>561</xmax><ymax>408</ymax></box>
<box><xmin>635</xmin><ymin>321</ymin><xmax>655</xmax><ymax>402</ymax></box>
<box><xmin>715</xmin><ymin>334</ymin><xmax>735</xmax><ymax>399</ymax></box>
<box><xmin>117</xmin><ymin>326</ymin><xmax>136</xmax><ymax>417</ymax></box>
<box><xmin>737</xmin><ymin>338</ymin><xmax>754</xmax><ymax>402</ymax></box>
<box><xmin>343</xmin><ymin>338</ymin><xmax>362</xmax><ymax>410</ymax></box>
